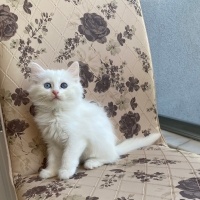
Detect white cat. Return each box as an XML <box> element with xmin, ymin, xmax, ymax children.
<box><xmin>28</xmin><ymin>61</ymin><xmax>160</xmax><ymax>180</ymax></box>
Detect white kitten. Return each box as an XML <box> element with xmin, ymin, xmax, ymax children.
<box><xmin>28</xmin><ymin>61</ymin><xmax>160</xmax><ymax>180</ymax></box>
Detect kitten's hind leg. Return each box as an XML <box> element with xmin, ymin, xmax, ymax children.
<box><xmin>84</xmin><ymin>158</ymin><xmax>105</xmax><ymax>169</ymax></box>
<box><xmin>84</xmin><ymin>143</ymin><xmax>119</xmax><ymax>169</ymax></box>
<box><xmin>39</xmin><ymin>144</ymin><xmax>61</xmax><ymax>179</ymax></box>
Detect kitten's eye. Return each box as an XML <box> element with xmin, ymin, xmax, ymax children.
<box><xmin>44</xmin><ymin>83</ymin><xmax>51</xmax><ymax>89</ymax></box>
<box><xmin>60</xmin><ymin>82</ymin><xmax>68</xmax><ymax>89</ymax></box>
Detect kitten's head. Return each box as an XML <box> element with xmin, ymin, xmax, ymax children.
<box><xmin>28</xmin><ymin>61</ymin><xmax>83</xmax><ymax>109</ymax></box>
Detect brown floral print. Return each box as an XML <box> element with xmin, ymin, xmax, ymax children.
<box><xmin>97</xmin><ymin>1</ymin><xmax>118</xmax><ymax>20</ymax></box>
<box><xmin>79</xmin><ymin>61</ymin><xmax>94</xmax><ymax>88</ymax></box>
<box><xmin>133</xmin><ymin>170</ymin><xmax>166</xmax><ymax>182</ymax></box>
<box><xmin>23</xmin><ymin>0</ymin><xmax>32</xmax><ymax>14</ymax></box>
<box><xmin>116</xmin><ymin>195</ymin><xmax>134</xmax><ymax>200</ymax></box>
<box><xmin>126</xmin><ymin>77</ymin><xmax>140</xmax><ymax>92</ymax></box>
<box><xmin>100</xmin><ymin>169</ymin><xmax>125</xmax><ymax>188</ymax></box>
<box><xmin>78</xmin><ymin>13</ymin><xmax>110</xmax><ymax>44</ymax></box>
<box><xmin>0</xmin><ymin>89</ymin><xmax>12</xmax><ymax>105</ymax></box>
<box><xmin>176</xmin><ymin>178</ymin><xmax>200</xmax><ymax>199</ymax></box>
<box><xmin>6</xmin><ymin>119</ymin><xmax>29</xmax><ymax>138</ymax></box>
<box><xmin>11</xmin><ymin>88</ymin><xmax>30</xmax><ymax>106</ymax></box>
<box><xmin>119</xmin><ymin>111</ymin><xmax>141</xmax><ymax>138</ymax></box>
<box><xmin>130</xmin><ymin>97</ymin><xmax>137</xmax><ymax>110</ymax></box>
<box><xmin>23</xmin><ymin>181</ymin><xmax>65</xmax><ymax>199</ymax></box>
<box><xmin>94</xmin><ymin>74</ymin><xmax>111</xmax><ymax>93</ymax></box>
<box><xmin>70</xmin><ymin>172</ymin><xmax>88</xmax><ymax>180</ymax></box>
<box><xmin>0</xmin><ymin>4</ymin><xmax>18</xmax><ymax>41</ymax></box>
<box><xmin>134</xmin><ymin>48</ymin><xmax>150</xmax><ymax>73</ymax></box>
<box><xmin>126</xmin><ymin>0</ymin><xmax>142</xmax><ymax>16</ymax></box>
<box><xmin>104</xmin><ymin>102</ymin><xmax>118</xmax><ymax>117</ymax></box>
<box><xmin>65</xmin><ymin>0</ymin><xmax>82</xmax><ymax>5</ymax></box>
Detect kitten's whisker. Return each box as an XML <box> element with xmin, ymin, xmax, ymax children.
<box><xmin>34</xmin><ymin>95</ymin><xmax>48</xmax><ymax>102</ymax></box>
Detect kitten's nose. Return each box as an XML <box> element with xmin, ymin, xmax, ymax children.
<box><xmin>52</xmin><ymin>90</ymin><xmax>59</xmax><ymax>96</ymax></box>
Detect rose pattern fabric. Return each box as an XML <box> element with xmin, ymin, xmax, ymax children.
<box><xmin>78</xmin><ymin>13</ymin><xmax>110</xmax><ymax>44</ymax></box>
<box><xmin>94</xmin><ymin>74</ymin><xmax>111</xmax><ymax>93</ymax></box>
<box><xmin>0</xmin><ymin>4</ymin><xmax>18</xmax><ymax>41</ymax></box>
<box><xmin>119</xmin><ymin>111</ymin><xmax>141</xmax><ymax>138</ymax></box>
<box><xmin>6</xmin><ymin>119</ymin><xmax>29</xmax><ymax>138</ymax></box>
<box><xmin>176</xmin><ymin>178</ymin><xmax>200</xmax><ymax>199</ymax></box>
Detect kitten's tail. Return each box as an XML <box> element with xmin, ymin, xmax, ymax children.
<box><xmin>116</xmin><ymin>133</ymin><xmax>160</xmax><ymax>156</ymax></box>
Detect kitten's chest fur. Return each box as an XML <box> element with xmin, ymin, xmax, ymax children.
<box><xmin>35</xmin><ymin>109</ymin><xmax>69</xmax><ymax>144</ymax></box>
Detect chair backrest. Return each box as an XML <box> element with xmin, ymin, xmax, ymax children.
<box><xmin>0</xmin><ymin>0</ymin><xmax>164</xmax><ymax>176</ymax></box>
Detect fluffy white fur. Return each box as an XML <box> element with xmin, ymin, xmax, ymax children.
<box><xmin>28</xmin><ymin>61</ymin><xmax>160</xmax><ymax>180</ymax></box>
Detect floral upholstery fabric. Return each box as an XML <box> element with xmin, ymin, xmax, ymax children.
<box><xmin>13</xmin><ymin>145</ymin><xmax>200</xmax><ymax>200</ymax></box>
<box><xmin>0</xmin><ymin>0</ymin><xmax>200</xmax><ymax>199</ymax></box>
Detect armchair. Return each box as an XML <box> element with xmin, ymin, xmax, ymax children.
<box><xmin>1</xmin><ymin>0</ymin><xmax>200</xmax><ymax>199</ymax></box>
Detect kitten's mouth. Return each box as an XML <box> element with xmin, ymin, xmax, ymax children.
<box><xmin>52</xmin><ymin>96</ymin><xmax>60</xmax><ymax>101</ymax></box>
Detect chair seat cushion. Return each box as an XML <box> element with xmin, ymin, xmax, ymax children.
<box><xmin>14</xmin><ymin>145</ymin><xmax>200</xmax><ymax>200</ymax></box>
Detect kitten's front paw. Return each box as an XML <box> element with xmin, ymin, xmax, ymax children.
<box><xmin>58</xmin><ymin>169</ymin><xmax>75</xmax><ymax>180</ymax></box>
<box><xmin>39</xmin><ymin>169</ymin><xmax>56</xmax><ymax>179</ymax></box>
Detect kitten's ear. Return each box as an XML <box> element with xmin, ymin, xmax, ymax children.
<box><xmin>29</xmin><ymin>62</ymin><xmax>45</xmax><ymax>81</ymax></box>
<box><xmin>29</xmin><ymin>62</ymin><xmax>44</xmax><ymax>74</ymax></box>
<box><xmin>67</xmin><ymin>61</ymin><xmax>80</xmax><ymax>81</ymax></box>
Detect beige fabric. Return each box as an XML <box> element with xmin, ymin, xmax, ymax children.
<box><xmin>14</xmin><ymin>145</ymin><xmax>200</xmax><ymax>200</ymax></box>
<box><xmin>1</xmin><ymin>0</ymin><xmax>200</xmax><ymax>199</ymax></box>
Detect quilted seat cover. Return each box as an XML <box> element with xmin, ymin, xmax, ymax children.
<box><xmin>1</xmin><ymin>0</ymin><xmax>200</xmax><ymax>199</ymax></box>
<box><xmin>13</xmin><ymin>145</ymin><xmax>200</xmax><ymax>200</ymax></box>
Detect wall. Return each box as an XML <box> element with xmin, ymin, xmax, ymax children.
<box><xmin>140</xmin><ymin>0</ymin><xmax>200</xmax><ymax>125</ymax></box>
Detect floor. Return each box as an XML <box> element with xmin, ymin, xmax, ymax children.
<box><xmin>162</xmin><ymin>130</ymin><xmax>200</xmax><ymax>154</ymax></box>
